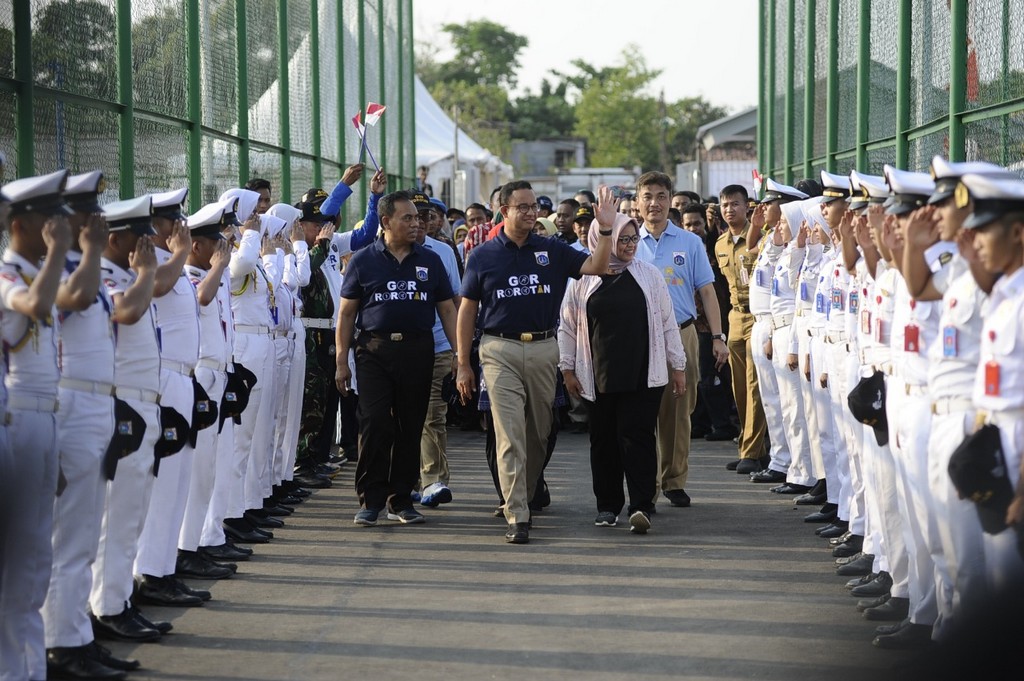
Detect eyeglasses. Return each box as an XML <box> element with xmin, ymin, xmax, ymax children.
<box><xmin>506</xmin><ymin>203</ymin><xmax>540</xmax><ymax>214</ymax></box>
<box><xmin>617</xmin><ymin>234</ymin><xmax>640</xmax><ymax>244</ymax></box>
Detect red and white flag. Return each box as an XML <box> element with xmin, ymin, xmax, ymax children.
<box><xmin>752</xmin><ymin>169</ymin><xmax>764</xmax><ymax>197</ymax></box>
<box><xmin>351</xmin><ymin>110</ymin><xmax>365</xmax><ymax>137</ymax></box>
<box><xmin>365</xmin><ymin>102</ymin><xmax>387</xmax><ymax>126</ymax></box>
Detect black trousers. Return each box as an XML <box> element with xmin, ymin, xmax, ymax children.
<box><xmin>353</xmin><ymin>334</ymin><xmax>434</xmax><ymax>510</ymax></box>
<box><xmin>587</xmin><ymin>385</ymin><xmax>664</xmax><ymax>515</ymax></box>
<box><xmin>695</xmin><ymin>330</ymin><xmax>736</xmax><ymax>433</ymax></box>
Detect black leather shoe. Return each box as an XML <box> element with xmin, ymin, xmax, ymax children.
<box><xmin>135</xmin><ymin>574</ymin><xmax>204</xmax><ymax>607</ymax></box>
<box><xmin>818</xmin><ymin>522</ymin><xmax>849</xmax><ymax>539</ymax></box>
<box><xmin>176</xmin><ymin>550</ymin><xmax>234</xmax><ymax>579</ymax></box>
<box><xmin>83</xmin><ymin>641</ymin><xmax>141</xmax><ymax>671</ymax></box>
<box><xmin>794</xmin><ymin>491</ymin><xmax>827</xmax><ymax>505</ymax></box>
<box><xmin>171</xmin><ymin>576</ymin><xmax>212</xmax><ymax>602</ymax></box>
<box><xmin>770</xmin><ymin>483</ymin><xmax>811</xmax><ymax>494</ymax></box>
<box><xmin>129</xmin><ymin>604</ymin><xmax>172</xmax><ymax>635</ymax></box>
<box><xmin>292</xmin><ymin>470</ymin><xmax>332</xmax><ymax>489</ymax></box>
<box><xmin>725</xmin><ymin>459</ymin><xmax>740</xmax><ymax>471</ymax></box>
<box><xmin>836</xmin><ymin>552</ymin><xmax>874</xmax><ymax>576</ymax></box>
<box><xmin>829</xmin><ymin>530</ymin><xmax>853</xmax><ymax>546</ymax></box>
<box><xmin>864</xmin><ymin>596</ymin><xmax>909</xmax><ymax>621</ymax></box>
<box><xmin>223</xmin><ymin>523</ymin><xmax>270</xmax><ymax>544</ymax></box>
<box><xmin>244</xmin><ymin>510</ymin><xmax>284</xmax><ymax>528</ymax></box>
<box><xmin>874</xmin><ymin>617</ymin><xmax>910</xmax><ymax>636</ymax></box>
<box><xmin>275</xmin><ymin>494</ymin><xmax>303</xmax><ymax>506</ymax></box>
<box><xmin>805</xmin><ymin>503</ymin><xmax>838</xmax><ymax>523</ymax></box>
<box><xmin>47</xmin><ymin>645</ymin><xmax>126</xmax><ymax>679</ymax></box>
<box><xmin>852</xmin><ymin>571</ymin><xmax>893</xmax><ymax>598</ymax></box>
<box><xmin>832</xmin><ymin>535</ymin><xmax>864</xmax><ymax>558</ymax></box>
<box><xmin>735</xmin><ymin>458</ymin><xmax>763</xmax><ymax>474</ymax></box>
<box><xmin>505</xmin><ymin>522</ymin><xmax>529</xmax><ymax>544</ymax></box>
<box><xmin>873</xmin><ymin>622</ymin><xmax>932</xmax><ymax>649</ymax></box>
<box><xmin>200</xmin><ymin>542</ymin><xmax>251</xmax><ymax>562</ymax></box>
<box><xmin>857</xmin><ymin>593</ymin><xmax>890</xmax><ymax>612</ymax></box>
<box><xmin>91</xmin><ymin>606</ymin><xmax>161</xmax><ymax>642</ymax></box>
<box><xmin>261</xmin><ymin>501</ymin><xmax>293</xmax><ymax>516</ymax></box>
<box><xmin>848</xmin><ymin>572</ymin><xmax>877</xmax><ymax>590</ymax></box>
<box><xmin>750</xmin><ymin>468</ymin><xmax>786</xmax><ymax>483</ymax></box>
<box><xmin>664</xmin><ymin>489</ymin><xmax>691</xmax><ymax>507</ymax></box>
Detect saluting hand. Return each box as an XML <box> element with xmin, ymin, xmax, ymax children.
<box><xmin>751</xmin><ymin>204</ymin><xmax>766</xmax><ymax>231</ymax></box>
<box><xmin>42</xmin><ymin>215</ymin><xmax>72</xmax><ymax>253</ymax></box>
<box><xmin>796</xmin><ymin>221</ymin><xmax>809</xmax><ymax>249</ymax></box>
<box><xmin>210</xmin><ymin>239</ymin><xmax>231</xmax><ymax>271</ymax></box>
<box><xmin>130</xmin><ymin>235</ymin><xmax>157</xmax><ymax>272</ymax></box>
<box><xmin>79</xmin><ymin>212</ymin><xmax>109</xmax><ymax>252</ymax></box>
<box><xmin>905</xmin><ymin>205</ymin><xmax>940</xmax><ymax>248</ymax></box>
<box><xmin>167</xmin><ymin>219</ymin><xmax>191</xmax><ymax>256</ymax></box>
<box><xmin>289</xmin><ymin>220</ymin><xmax>304</xmax><ymax>243</ymax></box>
<box><xmin>241</xmin><ymin>211</ymin><xmax>260</xmax><ymax>234</ymax></box>
<box><xmin>317</xmin><ymin>223</ymin><xmax>335</xmax><ymax>241</ymax></box>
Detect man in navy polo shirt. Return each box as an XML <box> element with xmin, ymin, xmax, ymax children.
<box><xmin>456</xmin><ymin>181</ymin><xmax>614</xmax><ymax>545</ymax></box>
<box><xmin>635</xmin><ymin>172</ymin><xmax>729</xmax><ymax>509</ymax></box>
<box><xmin>335</xmin><ymin>191</ymin><xmax>457</xmax><ymax>527</ymax></box>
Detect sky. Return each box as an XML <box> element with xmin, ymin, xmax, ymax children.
<box><xmin>413</xmin><ymin>0</ymin><xmax>760</xmax><ymax>114</ymax></box>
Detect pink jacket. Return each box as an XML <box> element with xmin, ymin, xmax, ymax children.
<box><xmin>558</xmin><ymin>259</ymin><xmax>686</xmax><ymax>402</ymax></box>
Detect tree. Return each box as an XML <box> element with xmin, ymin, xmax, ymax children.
<box><xmin>509</xmin><ymin>79</ymin><xmax>575</xmax><ymax>140</ymax></box>
<box><xmin>429</xmin><ymin>80</ymin><xmax>513</xmax><ymax>158</ymax></box>
<box><xmin>666</xmin><ymin>97</ymin><xmax>730</xmax><ymax>161</ymax></box>
<box><xmin>430</xmin><ymin>20</ymin><xmax>528</xmax><ymax>89</ymax></box>
<box><xmin>32</xmin><ymin>0</ymin><xmax>117</xmax><ymax>102</ymax></box>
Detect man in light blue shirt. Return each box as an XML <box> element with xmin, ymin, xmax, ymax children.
<box><xmin>411</xmin><ymin>192</ymin><xmax>461</xmax><ymax>507</ymax></box>
<box><xmin>635</xmin><ymin>172</ymin><xmax>729</xmax><ymax>508</ymax></box>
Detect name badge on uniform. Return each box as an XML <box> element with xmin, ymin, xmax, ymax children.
<box><xmin>848</xmin><ymin>291</ymin><xmax>859</xmax><ymax>315</ymax></box>
<box><xmin>755</xmin><ymin>269</ymin><xmax>767</xmax><ymax>288</ymax></box>
<box><xmin>535</xmin><ymin>251</ymin><xmax>549</xmax><ymax>266</ymax></box>
<box><xmin>800</xmin><ymin>282</ymin><xmax>809</xmax><ymax>302</ymax></box>
<box><xmin>815</xmin><ymin>292</ymin><xmax>825</xmax><ymax>314</ymax></box>
<box><xmin>831</xmin><ymin>287</ymin><xmax>843</xmax><ymax>311</ymax></box>
<box><xmin>942</xmin><ymin>326</ymin><xmax>958</xmax><ymax>358</ymax></box>
<box><xmin>904</xmin><ymin>324</ymin><xmax>920</xmax><ymax>353</ymax></box>
<box><xmin>415</xmin><ymin>266</ymin><xmax>428</xmax><ymax>282</ymax></box>
<box><xmin>771</xmin><ymin>278</ymin><xmax>779</xmax><ymax>296</ymax></box>
<box><xmin>985</xmin><ymin>360</ymin><xmax>1001</xmax><ymax>396</ymax></box>
<box><xmin>673</xmin><ymin>251</ymin><xmax>686</xmax><ymax>267</ymax></box>
<box><xmin>874</xmin><ymin>318</ymin><xmax>885</xmax><ymax>344</ymax></box>
<box><xmin>860</xmin><ymin>309</ymin><xmax>872</xmax><ymax>335</ymax></box>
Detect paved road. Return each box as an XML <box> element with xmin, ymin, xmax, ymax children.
<box><xmin>111</xmin><ymin>429</ymin><xmax>911</xmax><ymax>680</ymax></box>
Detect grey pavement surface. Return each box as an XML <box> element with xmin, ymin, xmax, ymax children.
<box><xmin>111</xmin><ymin>429</ymin><xmax>913</xmax><ymax>680</ymax></box>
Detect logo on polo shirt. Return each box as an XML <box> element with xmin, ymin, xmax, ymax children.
<box><xmin>374</xmin><ymin>280</ymin><xmax>429</xmax><ymax>302</ymax></box>
<box><xmin>415</xmin><ymin>266</ymin><xmax>428</xmax><ymax>282</ymax></box>
<box><xmin>497</xmin><ymin>274</ymin><xmax>552</xmax><ymax>299</ymax></box>
<box><xmin>673</xmin><ymin>252</ymin><xmax>686</xmax><ymax>267</ymax></box>
<box><xmin>535</xmin><ymin>251</ymin><xmax>549</xmax><ymax>266</ymax></box>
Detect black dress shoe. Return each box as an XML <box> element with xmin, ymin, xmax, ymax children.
<box><xmin>735</xmin><ymin>458</ymin><xmax>763</xmax><ymax>474</ymax></box>
<box><xmin>873</xmin><ymin>622</ymin><xmax>932</xmax><ymax>649</ymax></box>
<box><xmin>829</xmin><ymin>530</ymin><xmax>853</xmax><ymax>546</ymax></box>
<box><xmin>750</xmin><ymin>468</ymin><xmax>786</xmax><ymax>483</ymax></box>
<box><xmin>135</xmin><ymin>574</ymin><xmax>204</xmax><ymax>607</ymax></box>
<box><xmin>836</xmin><ymin>552</ymin><xmax>874</xmax><ymax>576</ymax></box>
<box><xmin>83</xmin><ymin>641</ymin><xmax>141</xmax><ymax>671</ymax></box>
<box><xmin>505</xmin><ymin>522</ymin><xmax>529</xmax><ymax>544</ymax></box>
<box><xmin>857</xmin><ymin>593</ymin><xmax>890</xmax><ymax>612</ymax></box>
<box><xmin>91</xmin><ymin>606</ymin><xmax>161</xmax><ymax>642</ymax></box>
<box><xmin>874</xmin><ymin>617</ymin><xmax>910</xmax><ymax>636</ymax></box>
<box><xmin>848</xmin><ymin>572</ymin><xmax>877</xmax><ymax>590</ymax></box>
<box><xmin>223</xmin><ymin>523</ymin><xmax>270</xmax><ymax>544</ymax></box>
<box><xmin>770</xmin><ymin>483</ymin><xmax>811</xmax><ymax>494</ymax></box>
<box><xmin>852</xmin><ymin>571</ymin><xmax>893</xmax><ymax>598</ymax></box>
<box><xmin>47</xmin><ymin>645</ymin><xmax>126</xmax><ymax>680</ymax></box>
<box><xmin>725</xmin><ymin>459</ymin><xmax>740</xmax><ymax>471</ymax></box>
<box><xmin>863</xmin><ymin>596</ymin><xmax>909</xmax><ymax>621</ymax></box>
<box><xmin>176</xmin><ymin>550</ymin><xmax>235</xmax><ymax>579</ymax></box>
<box><xmin>244</xmin><ymin>510</ymin><xmax>284</xmax><ymax>528</ymax></box>
<box><xmin>664</xmin><ymin>489</ymin><xmax>691</xmax><ymax>507</ymax></box>
<box><xmin>275</xmin><ymin>494</ymin><xmax>304</xmax><ymax>506</ymax></box>
<box><xmin>832</xmin><ymin>535</ymin><xmax>864</xmax><ymax>558</ymax></box>
<box><xmin>129</xmin><ymin>604</ymin><xmax>172</xmax><ymax>634</ymax></box>
<box><xmin>794</xmin><ymin>491</ymin><xmax>827</xmax><ymax>505</ymax></box>
<box><xmin>804</xmin><ymin>503</ymin><xmax>838</xmax><ymax>523</ymax></box>
<box><xmin>818</xmin><ymin>522</ymin><xmax>849</xmax><ymax>539</ymax></box>
<box><xmin>292</xmin><ymin>471</ymin><xmax>331</xmax><ymax>489</ymax></box>
<box><xmin>261</xmin><ymin>501</ymin><xmax>293</xmax><ymax>516</ymax></box>
<box><xmin>171</xmin><ymin>576</ymin><xmax>212</xmax><ymax>601</ymax></box>
<box><xmin>200</xmin><ymin>542</ymin><xmax>251</xmax><ymax>562</ymax></box>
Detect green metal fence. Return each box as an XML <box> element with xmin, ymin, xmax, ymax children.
<box><xmin>0</xmin><ymin>0</ymin><xmax>415</xmax><ymax>227</ymax></box>
<box><xmin>759</xmin><ymin>0</ymin><xmax>1024</xmax><ymax>182</ymax></box>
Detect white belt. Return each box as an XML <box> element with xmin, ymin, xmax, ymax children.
<box><xmin>807</xmin><ymin>327</ymin><xmax>823</xmax><ymax>338</ymax></box>
<box><xmin>301</xmin><ymin>317</ymin><xmax>336</xmax><ymax>329</ymax></box>
<box><xmin>754</xmin><ymin>313</ymin><xmax>773</xmax><ymax>324</ymax></box>
<box><xmin>860</xmin><ymin>347</ymin><xmax>890</xmax><ymax>367</ymax></box>
<box><xmin>196</xmin><ymin>358</ymin><xmax>227</xmax><ymax>372</ymax></box>
<box><xmin>772</xmin><ymin>313</ymin><xmax>794</xmax><ymax>329</ymax></box>
<box><xmin>235</xmin><ymin>324</ymin><xmax>271</xmax><ymax>335</ymax></box>
<box><xmin>115</xmin><ymin>386</ymin><xmax>161</xmax><ymax>404</ymax></box>
<box><xmin>59</xmin><ymin>377</ymin><xmax>115</xmax><ymax>397</ymax></box>
<box><xmin>931</xmin><ymin>397</ymin><xmax>974</xmax><ymax>416</ymax></box>
<box><xmin>825</xmin><ymin>331</ymin><xmax>848</xmax><ymax>344</ymax></box>
<box><xmin>904</xmin><ymin>382</ymin><xmax>929</xmax><ymax>397</ymax></box>
<box><xmin>982</xmin><ymin>408</ymin><xmax>1024</xmax><ymax>429</ymax></box>
<box><xmin>7</xmin><ymin>394</ymin><xmax>59</xmax><ymax>413</ymax></box>
<box><xmin>162</xmin><ymin>359</ymin><xmax>195</xmax><ymax>377</ymax></box>
<box><xmin>274</xmin><ymin>330</ymin><xmax>297</xmax><ymax>340</ymax></box>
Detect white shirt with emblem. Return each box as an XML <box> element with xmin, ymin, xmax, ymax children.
<box><xmin>154</xmin><ymin>247</ymin><xmax>200</xmax><ymax>366</ymax></box>
<box><xmin>101</xmin><ymin>257</ymin><xmax>161</xmax><ymax>392</ymax></box>
<box><xmin>229</xmin><ymin>230</ymin><xmax>274</xmax><ymax>329</ymax></box>
<box><xmin>0</xmin><ymin>251</ymin><xmax>59</xmax><ymax>399</ymax></box>
<box><xmin>60</xmin><ymin>250</ymin><xmax>115</xmax><ymax>384</ymax></box>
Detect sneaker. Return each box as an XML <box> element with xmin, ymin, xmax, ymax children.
<box><xmin>387</xmin><ymin>507</ymin><xmax>426</xmax><ymax>524</ymax></box>
<box><xmin>628</xmin><ymin>510</ymin><xmax>651</xmax><ymax>534</ymax></box>
<box><xmin>420</xmin><ymin>482</ymin><xmax>453</xmax><ymax>508</ymax></box>
<box><xmin>410</xmin><ymin>490</ymin><xmax>422</xmax><ymax>502</ymax></box>
<box><xmin>594</xmin><ymin>512</ymin><xmax>617</xmax><ymax>527</ymax></box>
<box><xmin>664</xmin><ymin>489</ymin><xmax>691</xmax><ymax>507</ymax></box>
<box><xmin>354</xmin><ymin>508</ymin><xmax>381</xmax><ymax>526</ymax></box>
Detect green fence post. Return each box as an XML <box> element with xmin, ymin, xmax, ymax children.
<box><xmin>377</xmin><ymin>0</ymin><xmax>387</xmax><ymax>179</ymax></box>
<box><xmin>895</xmin><ymin>0</ymin><xmax>911</xmax><ymax>168</ymax></box>
<box><xmin>949</xmin><ymin>0</ymin><xmax>967</xmax><ymax>161</ymax></box>
<box><xmin>116</xmin><ymin>0</ymin><xmax>134</xmax><ymax>195</ymax></box>
<box><xmin>311</xmin><ymin>0</ymin><xmax>322</xmax><ymax>187</ymax></box>
<box><xmin>1000</xmin><ymin>0</ymin><xmax>1010</xmax><ymax>165</ymax></box>
<box><xmin>826</xmin><ymin>0</ymin><xmax>839</xmax><ymax>171</ymax></box>
<box><xmin>186</xmin><ymin>0</ymin><xmax>202</xmax><ymax>210</ymax></box>
<box><xmin>12</xmin><ymin>0</ymin><xmax>33</xmax><ymax>174</ymax></box>
<box><xmin>397</xmin><ymin>0</ymin><xmax>405</xmax><ymax>183</ymax></box>
<box><xmin>855</xmin><ymin>0</ymin><xmax>870</xmax><ymax>171</ymax></box>
<box><xmin>783</xmin><ymin>0</ymin><xmax>795</xmax><ymax>183</ymax></box>
<box><xmin>409</xmin><ymin>0</ymin><xmax>415</xmax><ymax>185</ymax></box>
<box><xmin>803</xmin><ymin>0</ymin><xmax>815</xmax><ymax>177</ymax></box>
<box><xmin>358</xmin><ymin>0</ymin><xmax>367</xmax><ymax>208</ymax></box>
<box><xmin>279</xmin><ymin>0</ymin><xmax>291</xmax><ymax>200</ymax></box>
<box><xmin>335</xmin><ymin>0</ymin><xmax>346</xmax><ymax>226</ymax></box>
<box><xmin>766</xmin><ymin>0</ymin><xmax>776</xmax><ymax>176</ymax></box>
<box><xmin>236</xmin><ymin>0</ymin><xmax>249</xmax><ymax>186</ymax></box>
<box><xmin>757</xmin><ymin>0</ymin><xmax>765</xmax><ymax>173</ymax></box>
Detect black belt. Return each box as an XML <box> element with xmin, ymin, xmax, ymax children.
<box><xmin>483</xmin><ymin>329</ymin><xmax>556</xmax><ymax>342</ymax></box>
<box><xmin>364</xmin><ymin>331</ymin><xmax>430</xmax><ymax>342</ymax></box>
<box><xmin>678</xmin><ymin>318</ymin><xmax>695</xmax><ymax>330</ymax></box>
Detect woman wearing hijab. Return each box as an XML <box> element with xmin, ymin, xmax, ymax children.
<box><xmin>558</xmin><ymin>213</ymin><xmax>686</xmax><ymax>534</ymax></box>
<box><xmin>532</xmin><ymin>217</ymin><xmax>557</xmax><ymax>237</ymax></box>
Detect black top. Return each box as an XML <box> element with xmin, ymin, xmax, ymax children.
<box><xmin>586</xmin><ymin>270</ymin><xmax>649</xmax><ymax>394</ymax></box>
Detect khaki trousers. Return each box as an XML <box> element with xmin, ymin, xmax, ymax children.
<box><xmin>727</xmin><ymin>310</ymin><xmax>765</xmax><ymax>460</ymax></box>
<box><xmin>655</xmin><ymin>324</ymin><xmax>700</xmax><ymax>493</ymax></box>
<box><xmin>479</xmin><ymin>335</ymin><xmax>557</xmax><ymax>525</ymax></box>
<box><xmin>420</xmin><ymin>350</ymin><xmax>453</xmax><ymax>488</ymax></box>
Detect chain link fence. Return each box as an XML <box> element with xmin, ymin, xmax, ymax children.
<box><xmin>0</xmin><ymin>0</ymin><xmax>416</xmax><ymax>221</ymax></box>
<box><xmin>760</xmin><ymin>0</ymin><xmax>1024</xmax><ymax>181</ymax></box>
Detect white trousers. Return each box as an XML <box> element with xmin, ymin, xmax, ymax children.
<box><xmin>42</xmin><ymin>390</ymin><xmax>114</xmax><ymax>650</ymax></box>
<box><xmin>0</xmin><ymin>408</ymin><xmax>57</xmax><ymax>681</ymax></box>
<box><xmin>135</xmin><ymin>371</ymin><xmax>194</xmax><ymax>578</ymax></box>
<box><xmin>269</xmin><ymin>335</ymin><xmax>294</xmax><ymax>488</ymax></box>
<box><xmin>178</xmin><ymin>368</ymin><xmax>226</xmax><ymax>552</ymax></box>
<box><xmin>808</xmin><ymin>336</ymin><xmax>840</xmax><ymax>503</ymax></box>
<box><xmin>200</xmin><ymin>414</ymin><xmax>235</xmax><ymax>548</ymax></box>
<box><xmin>824</xmin><ymin>340</ymin><xmax>854</xmax><ymax>520</ymax></box>
<box><xmin>89</xmin><ymin>399</ymin><xmax>159</xmax><ymax>617</ymax></box>
<box><xmin>796</xmin><ymin>320</ymin><xmax>825</xmax><ymax>480</ymax></box>
<box><xmin>278</xmin><ymin>324</ymin><xmax>306</xmax><ymax>482</ymax></box>
<box><xmin>772</xmin><ymin>322</ymin><xmax>815</xmax><ymax>486</ymax></box>
<box><xmin>751</xmin><ymin>318</ymin><xmax>791</xmax><ymax>474</ymax></box>
<box><xmin>235</xmin><ymin>331</ymin><xmax>276</xmax><ymax>513</ymax></box>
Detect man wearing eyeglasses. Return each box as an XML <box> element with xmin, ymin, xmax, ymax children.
<box><xmin>456</xmin><ymin>181</ymin><xmax>614</xmax><ymax>544</ymax></box>
<box><xmin>635</xmin><ymin>172</ymin><xmax>728</xmax><ymax>510</ymax></box>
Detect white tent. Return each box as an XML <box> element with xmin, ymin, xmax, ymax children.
<box><xmin>415</xmin><ymin>76</ymin><xmax>512</xmax><ymax>207</ymax></box>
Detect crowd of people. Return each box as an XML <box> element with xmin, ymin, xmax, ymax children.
<box><xmin>1</xmin><ymin>146</ymin><xmax>1024</xmax><ymax>680</ymax></box>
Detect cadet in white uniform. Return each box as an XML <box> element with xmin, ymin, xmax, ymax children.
<box><xmin>0</xmin><ymin>170</ymin><xmax>71</xmax><ymax>681</ymax></box>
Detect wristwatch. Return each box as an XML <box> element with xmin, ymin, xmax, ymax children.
<box><xmin>712</xmin><ymin>333</ymin><xmax>727</xmax><ymax>342</ymax></box>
